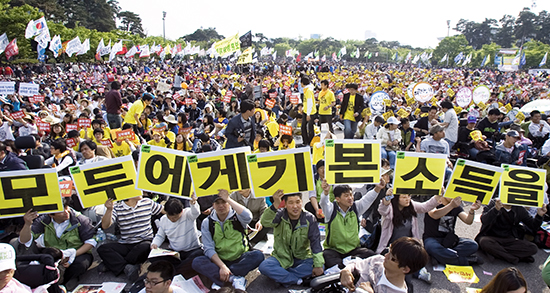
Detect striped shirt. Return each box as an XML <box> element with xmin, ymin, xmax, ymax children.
<box><xmin>112</xmin><ymin>198</ymin><xmax>163</xmax><ymax>244</ymax></box>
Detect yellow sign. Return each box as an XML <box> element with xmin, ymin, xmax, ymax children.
<box><xmin>445</xmin><ymin>159</ymin><xmax>503</xmax><ymax>205</ymax></box>
<box><xmin>447</xmin><ymin>88</ymin><xmax>455</xmax><ymax>97</ymax></box>
<box><xmin>70</xmin><ymin>156</ymin><xmax>141</xmax><ymax>208</ymax></box>
<box><xmin>505</xmin><ymin>103</ymin><xmax>512</xmax><ymax>112</ymax></box>
<box><xmin>136</xmin><ymin>145</ymin><xmax>194</xmax><ymax>199</ymax></box>
<box><xmin>396</xmin><ymin>108</ymin><xmax>410</xmax><ymax>118</ymax></box>
<box><xmin>406</xmin><ymin>97</ymin><xmax>415</xmax><ymax>106</ymax></box>
<box><xmin>393</xmin><ymin>152</ymin><xmax>446</xmax><ymax>195</ymax></box>
<box><xmin>499</xmin><ymin>164</ymin><xmax>546</xmax><ymax>208</ymax></box>
<box><xmin>414</xmin><ymin>108</ymin><xmax>421</xmax><ymax>116</ymax></box>
<box><xmin>247</xmin><ymin>147</ymin><xmax>314</xmax><ymax>197</ymax></box>
<box><xmin>382</xmin><ymin>111</ymin><xmax>394</xmax><ymax>120</ymax></box>
<box><xmin>0</xmin><ymin>169</ymin><xmax>63</xmax><ymax>219</ymax></box>
<box><xmin>237</xmin><ymin>47</ymin><xmax>254</xmax><ymax>65</ymax></box>
<box><xmin>213</xmin><ymin>33</ymin><xmax>241</xmax><ymax>57</ymax></box>
<box><xmin>384</xmin><ymin>99</ymin><xmax>392</xmax><ymax>107</ymax></box>
<box><xmin>454</xmin><ymin>106</ymin><xmax>463</xmax><ymax>114</ymax></box>
<box><xmin>477</xmin><ymin>102</ymin><xmax>487</xmax><ymax>110</ymax></box>
<box><xmin>516</xmin><ymin>111</ymin><xmax>525</xmax><ymax>121</ymax></box>
<box><xmin>325</xmin><ymin>139</ymin><xmax>381</xmax><ymax>185</ymax></box>
<box><xmin>188</xmin><ymin>147</ymin><xmax>252</xmax><ymax>197</ymax></box>
<box><xmin>443</xmin><ymin>265</ymin><xmax>479</xmax><ymax>283</ymax></box>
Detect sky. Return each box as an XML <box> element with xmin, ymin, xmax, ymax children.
<box><xmin>117</xmin><ymin>0</ymin><xmax>550</xmax><ymax>49</ymax></box>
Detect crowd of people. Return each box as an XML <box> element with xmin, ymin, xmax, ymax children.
<box><xmin>1</xmin><ymin>59</ymin><xmax>550</xmax><ymax>293</ymax></box>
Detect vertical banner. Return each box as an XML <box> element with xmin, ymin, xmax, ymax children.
<box><xmin>393</xmin><ymin>152</ymin><xmax>447</xmax><ymax>195</ymax></box>
<box><xmin>324</xmin><ymin>139</ymin><xmax>381</xmax><ymax>185</ymax></box>
<box><xmin>0</xmin><ymin>169</ymin><xmax>63</xmax><ymax>219</ymax></box>
<box><xmin>136</xmin><ymin>145</ymin><xmax>194</xmax><ymax>199</ymax></box>
<box><xmin>499</xmin><ymin>164</ymin><xmax>546</xmax><ymax>208</ymax></box>
<box><xmin>70</xmin><ymin>156</ymin><xmax>141</xmax><ymax>208</ymax></box>
<box><xmin>246</xmin><ymin>147</ymin><xmax>314</xmax><ymax>198</ymax></box>
<box><xmin>187</xmin><ymin>147</ymin><xmax>251</xmax><ymax>197</ymax></box>
<box><xmin>445</xmin><ymin>159</ymin><xmax>503</xmax><ymax>205</ymax></box>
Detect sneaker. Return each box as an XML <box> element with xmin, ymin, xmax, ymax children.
<box><xmin>296</xmin><ymin>278</ymin><xmax>303</xmax><ymax>285</ymax></box>
<box><xmin>232</xmin><ymin>276</ymin><xmax>247</xmax><ymax>291</ymax></box>
<box><xmin>467</xmin><ymin>255</ymin><xmax>484</xmax><ymax>265</ymax></box>
<box><xmin>519</xmin><ymin>256</ymin><xmax>535</xmax><ymax>263</ymax></box>
<box><xmin>97</xmin><ymin>262</ymin><xmax>108</xmax><ymax>273</ymax></box>
<box><xmin>418</xmin><ymin>267</ymin><xmax>432</xmax><ymax>284</ymax></box>
<box><xmin>124</xmin><ymin>264</ymin><xmax>140</xmax><ymax>282</ymax></box>
<box><xmin>212</xmin><ymin>283</ymin><xmax>221</xmax><ymax>290</ymax></box>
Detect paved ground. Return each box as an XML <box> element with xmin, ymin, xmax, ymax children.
<box><xmin>75</xmin><ymin>126</ymin><xmax>550</xmax><ymax>292</ymax></box>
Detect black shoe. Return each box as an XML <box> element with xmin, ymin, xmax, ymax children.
<box><xmin>467</xmin><ymin>255</ymin><xmax>484</xmax><ymax>265</ymax></box>
<box><xmin>97</xmin><ymin>262</ymin><xmax>108</xmax><ymax>273</ymax></box>
<box><xmin>301</xmin><ymin>275</ymin><xmax>314</xmax><ymax>287</ymax></box>
<box><xmin>519</xmin><ymin>256</ymin><xmax>535</xmax><ymax>263</ymax></box>
<box><xmin>124</xmin><ymin>264</ymin><xmax>140</xmax><ymax>282</ymax></box>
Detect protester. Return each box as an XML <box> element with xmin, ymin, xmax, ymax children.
<box><xmin>340</xmin><ymin>84</ymin><xmax>364</xmax><ymax>139</ymax></box>
<box><xmin>0</xmin><ymin>243</ymin><xmax>33</xmax><ymax>293</ymax></box>
<box><xmin>481</xmin><ymin>267</ymin><xmax>527</xmax><ymax>293</ymax></box>
<box><xmin>377</xmin><ymin>117</ymin><xmax>402</xmax><ymax>169</ymax></box>
<box><xmin>138</xmin><ymin>260</ymin><xmax>185</xmax><ymax>293</ymax></box>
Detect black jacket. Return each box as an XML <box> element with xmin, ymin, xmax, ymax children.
<box><xmin>0</xmin><ymin>151</ymin><xmax>28</xmax><ymax>171</ymax></box>
<box><xmin>225</xmin><ymin>114</ymin><xmax>256</xmax><ymax>149</ymax></box>
<box><xmin>340</xmin><ymin>93</ymin><xmax>364</xmax><ymax>121</ymax></box>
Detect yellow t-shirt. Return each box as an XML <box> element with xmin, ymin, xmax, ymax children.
<box><xmin>303</xmin><ymin>87</ymin><xmax>317</xmax><ymax>115</ymax></box>
<box><xmin>147</xmin><ymin>139</ymin><xmax>169</xmax><ymax>148</ymax></box>
<box><xmin>124</xmin><ymin>100</ymin><xmax>144</xmax><ymax>124</ymax></box>
<box><xmin>343</xmin><ymin>94</ymin><xmax>356</xmax><ymax>122</ymax></box>
<box><xmin>318</xmin><ymin>90</ymin><xmax>335</xmax><ymax>115</ymax></box>
<box><xmin>79</xmin><ymin>128</ymin><xmax>93</xmax><ymax>140</ymax></box>
<box><xmin>111</xmin><ymin>141</ymin><xmax>132</xmax><ymax>157</ymax></box>
<box><xmin>312</xmin><ymin>142</ymin><xmax>325</xmax><ymax>165</ymax></box>
<box><xmin>165</xmin><ymin>131</ymin><xmax>176</xmax><ymax>143</ymax></box>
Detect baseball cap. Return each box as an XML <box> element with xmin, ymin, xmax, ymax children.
<box><xmin>0</xmin><ymin>243</ymin><xmax>16</xmax><ymax>272</ymax></box>
<box><xmin>430</xmin><ymin>125</ymin><xmax>445</xmax><ymax>135</ymax></box>
<box><xmin>381</xmin><ymin>168</ymin><xmax>393</xmax><ymax>176</ymax></box>
<box><xmin>214</xmin><ymin>196</ymin><xmax>227</xmax><ymax>203</ymax></box>
<box><xmin>467</xmin><ymin>116</ymin><xmax>477</xmax><ymax>124</ymax></box>
<box><xmin>386</xmin><ymin>117</ymin><xmax>400</xmax><ymax>125</ymax></box>
<box><xmin>506</xmin><ymin>130</ymin><xmax>520</xmax><ymax>138</ymax></box>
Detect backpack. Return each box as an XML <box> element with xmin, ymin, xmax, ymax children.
<box><xmin>535</xmin><ymin>229</ymin><xmax>550</xmax><ymax>249</ymax></box>
<box><xmin>208</xmin><ymin>214</ymin><xmax>252</xmax><ymax>250</ymax></box>
<box><xmin>14</xmin><ymin>254</ymin><xmax>60</xmax><ymax>290</ymax></box>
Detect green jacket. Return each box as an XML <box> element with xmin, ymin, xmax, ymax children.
<box><xmin>31</xmin><ymin>209</ymin><xmax>95</xmax><ymax>251</ymax></box>
<box><xmin>261</xmin><ymin>205</ymin><xmax>324</xmax><ymax>269</ymax></box>
<box><xmin>210</xmin><ymin>214</ymin><xmax>248</xmax><ymax>261</ymax></box>
<box><xmin>324</xmin><ymin>202</ymin><xmax>360</xmax><ymax>254</ymax></box>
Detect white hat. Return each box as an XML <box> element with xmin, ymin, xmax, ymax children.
<box><xmin>163</xmin><ymin>114</ymin><xmax>177</xmax><ymax>124</ymax></box>
<box><xmin>387</xmin><ymin>116</ymin><xmax>400</xmax><ymax>125</ymax></box>
<box><xmin>0</xmin><ymin>243</ymin><xmax>16</xmax><ymax>272</ymax></box>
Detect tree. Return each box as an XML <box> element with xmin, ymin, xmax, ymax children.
<box><xmin>495</xmin><ymin>15</ymin><xmax>515</xmax><ymax>48</ymax></box>
<box><xmin>183</xmin><ymin>28</ymin><xmax>224</xmax><ymax>42</ymax></box>
<box><xmin>432</xmin><ymin>35</ymin><xmax>471</xmax><ymax>66</ymax></box>
<box><xmin>514</xmin><ymin>7</ymin><xmax>537</xmax><ymax>45</ymax></box>
<box><xmin>118</xmin><ymin>11</ymin><xmax>144</xmax><ymax>37</ymax></box>
<box><xmin>536</xmin><ymin>10</ymin><xmax>550</xmax><ymax>44</ymax></box>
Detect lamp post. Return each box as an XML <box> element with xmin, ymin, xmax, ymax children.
<box><xmin>447</xmin><ymin>20</ymin><xmax>451</xmax><ymax>37</ymax></box>
<box><xmin>162</xmin><ymin>11</ymin><xmax>166</xmax><ymax>41</ymax></box>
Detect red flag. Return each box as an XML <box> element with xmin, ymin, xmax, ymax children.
<box><xmin>95</xmin><ymin>52</ymin><xmax>101</xmax><ymax>61</ymax></box>
<box><xmin>176</xmin><ymin>44</ymin><xmax>182</xmax><ymax>53</ymax></box>
<box><xmin>5</xmin><ymin>39</ymin><xmax>18</xmax><ymax>60</ymax></box>
<box><xmin>332</xmin><ymin>52</ymin><xmax>337</xmax><ymax>61</ymax></box>
<box><xmin>296</xmin><ymin>53</ymin><xmax>301</xmax><ymax>62</ymax></box>
<box><xmin>117</xmin><ymin>45</ymin><xmax>128</xmax><ymax>55</ymax></box>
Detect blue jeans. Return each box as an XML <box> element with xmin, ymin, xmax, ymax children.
<box><xmin>424</xmin><ymin>237</ymin><xmax>478</xmax><ymax>266</ymax></box>
<box><xmin>343</xmin><ymin>119</ymin><xmax>357</xmax><ymax>139</ymax></box>
<box><xmin>381</xmin><ymin>148</ymin><xmax>396</xmax><ymax>169</ymax></box>
<box><xmin>192</xmin><ymin>250</ymin><xmax>264</xmax><ymax>286</ymax></box>
<box><xmin>259</xmin><ymin>257</ymin><xmax>315</xmax><ymax>286</ymax></box>
<box><xmin>444</xmin><ymin>138</ymin><xmax>455</xmax><ymax>150</ymax></box>
<box><xmin>106</xmin><ymin>113</ymin><xmax>122</xmax><ymax>129</ymax></box>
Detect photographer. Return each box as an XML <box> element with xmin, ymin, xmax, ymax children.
<box><xmin>225</xmin><ymin>100</ymin><xmax>256</xmax><ymax>149</ymax></box>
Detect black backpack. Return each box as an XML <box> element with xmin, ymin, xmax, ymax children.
<box><xmin>15</xmin><ymin>254</ymin><xmax>60</xmax><ymax>291</ymax></box>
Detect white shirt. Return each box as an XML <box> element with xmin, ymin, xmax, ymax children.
<box><xmin>529</xmin><ymin>121</ymin><xmax>550</xmax><ymax>138</ymax></box>
<box><xmin>138</xmin><ymin>286</ymin><xmax>185</xmax><ymax>293</ymax></box>
<box><xmin>443</xmin><ymin>109</ymin><xmax>459</xmax><ymax>143</ymax></box>
<box><xmin>22</xmin><ymin>218</ymin><xmax>97</xmax><ymax>248</ymax></box>
<box><xmin>364</xmin><ymin>122</ymin><xmax>380</xmax><ymax>139</ymax></box>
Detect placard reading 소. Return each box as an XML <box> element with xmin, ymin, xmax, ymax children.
<box><xmin>324</xmin><ymin>139</ymin><xmax>381</xmax><ymax>185</ymax></box>
<box><xmin>246</xmin><ymin>147</ymin><xmax>314</xmax><ymax>198</ymax></box>
<box><xmin>393</xmin><ymin>151</ymin><xmax>447</xmax><ymax>195</ymax></box>
<box><xmin>136</xmin><ymin>145</ymin><xmax>194</xmax><ymax>199</ymax></box>
<box><xmin>70</xmin><ymin>155</ymin><xmax>141</xmax><ymax>208</ymax></box>
<box><xmin>187</xmin><ymin>147</ymin><xmax>252</xmax><ymax>197</ymax></box>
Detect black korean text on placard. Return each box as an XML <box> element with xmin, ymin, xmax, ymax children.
<box><xmin>0</xmin><ymin>175</ymin><xmax>58</xmax><ymax>214</ymax></box>
<box><xmin>197</xmin><ymin>153</ymin><xmax>250</xmax><ymax>190</ymax></box>
<box><xmin>452</xmin><ymin>165</ymin><xmax>495</xmax><ymax>203</ymax></box>
<box><xmin>329</xmin><ymin>144</ymin><xmax>377</xmax><ymax>183</ymax></box>
<box><xmin>257</xmin><ymin>153</ymin><xmax>308</xmax><ymax>191</ymax></box>
<box><xmin>83</xmin><ymin>164</ymin><xmax>133</xmax><ymax>200</ymax></box>
<box><xmin>396</xmin><ymin>158</ymin><xmax>439</xmax><ymax>195</ymax></box>
<box><xmin>144</xmin><ymin>154</ymin><xmax>192</xmax><ymax>196</ymax></box>
<box><xmin>503</xmin><ymin>169</ymin><xmax>542</xmax><ymax>206</ymax></box>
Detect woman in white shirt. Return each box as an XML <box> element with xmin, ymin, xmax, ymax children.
<box><xmin>377</xmin><ymin>117</ymin><xmax>402</xmax><ymax>169</ymax></box>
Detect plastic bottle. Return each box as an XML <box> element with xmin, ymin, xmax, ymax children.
<box><xmin>96</xmin><ymin>228</ymin><xmax>106</xmax><ymax>243</ymax></box>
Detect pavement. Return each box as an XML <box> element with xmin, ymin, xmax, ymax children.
<box><xmin>75</xmin><ymin>126</ymin><xmax>550</xmax><ymax>292</ymax></box>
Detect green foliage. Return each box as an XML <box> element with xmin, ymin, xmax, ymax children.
<box><xmin>183</xmin><ymin>28</ymin><xmax>224</xmax><ymax>43</ymax></box>
<box><xmin>432</xmin><ymin>35</ymin><xmax>472</xmax><ymax>65</ymax></box>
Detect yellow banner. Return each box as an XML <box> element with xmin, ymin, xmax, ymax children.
<box><xmin>0</xmin><ymin>169</ymin><xmax>63</xmax><ymax>219</ymax></box>
<box><xmin>247</xmin><ymin>147</ymin><xmax>314</xmax><ymax>197</ymax></box>
<box><xmin>214</xmin><ymin>33</ymin><xmax>240</xmax><ymax>57</ymax></box>
<box><xmin>443</xmin><ymin>265</ymin><xmax>479</xmax><ymax>283</ymax></box>
<box><xmin>445</xmin><ymin>159</ymin><xmax>503</xmax><ymax>205</ymax></box>
<box><xmin>188</xmin><ymin>147</ymin><xmax>251</xmax><ymax>197</ymax></box>
<box><xmin>70</xmin><ymin>156</ymin><xmax>141</xmax><ymax>208</ymax></box>
<box><xmin>136</xmin><ymin>145</ymin><xmax>194</xmax><ymax>199</ymax></box>
<box><xmin>499</xmin><ymin>164</ymin><xmax>546</xmax><ymax>208</ymax></box>
<box><xmin>325</xmin><ymin>139</ymin><xmax>381</xmax><ymax>185</ymax></box>
<box><xmin>237</xmin><ymin>47</ymin><xmax>254</xmax><ymax>65</ymax></box>
<box><xmin>393</xmin><ymin>152</ymin><xmax>446</xmax><ymax>195</ymax></box>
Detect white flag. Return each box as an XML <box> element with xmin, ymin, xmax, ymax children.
<box><xmin>0</xmin><ymin>33</ymin><xmax>8</xmax><ymax>55</ymax></box>
<box><xmin>109</xmin><ymin>40</ymin><xmax>123</xmax><ymax>61</ymax></box>
<box><xmin>65</xmin><ymin>36</ymin><xmax>82</xmax><ymax>57</ymax></box>
<box><xmin>125</xmin><ymin>46</ymin><xmax>138</xmax><ymax>58</ymax></box>
<box><xmin>100</xmin><ymin>40</ymin><xmax>111</xmax><ymax>56</ymax></box>
<box><xmin>540</xmin><ymin>52</ymin><xmax>548</xmax><ymax>67</ymax></box>
<box><xmin>77</xmin><ymin>39</ymin><xmax>90</xmax><ymax>55</ymax></box>
<box><xmin>272</xmin><ymin>50</ymin><xmax>276</xmax><ymax>59</ymax></box>
<box><xmin>96</xmin><ymin>39</ymin><xmax>105</xmax><ymax>54</ymax></box>
<box><xmin>25</xmin><ymin>20</ymin><xmax>37</xmax><ymax>39</ymax></box>
<box><xmin>139</xmin><ymin>44</ymin><xmax>150</xmax><ymax>58</ymax></box>
<box><xmin>439</xmin><ymin>54</ymin><xmax>448</xmax><ymax>63</ymax></box>
<box><xmin>49</xmin><ymin>35</ymin><xmax>62</xmax><ymax>58</ymax></box>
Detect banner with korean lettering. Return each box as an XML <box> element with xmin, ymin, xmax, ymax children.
<box><xmin>445</xmin><ymin>159</ymin><xmax>503</xmax><ymax>205</ymax></box>
<box><xmin>393</xmin><ymin>152</ymin><xmax>447</xmax><ymax>195</ymax></box>
<box><xmin>70</xmin><ymin>156</ymin><xmax>141</xmax><ymax>208</ymax></box>
<box><xmin>213</xmin><ymin>33</ymin><xmax>240</xmax><ymax>57</ymax></box>
<box><xmin>0</xmin><ymin>169</ymin><xmax>63</xmax><ymax>219</ymax></box>
<box><xmin>187</xmin><ymin>147</ymin><xmax>251</xmax><ymax>197</ymax></box>
<box><xmin>136</xmin><ymin>145</ymin><xmax>194</xmax><ymax>199</ymax></box>
<box><xmin>18</xmin><ymin>83</ymin><xmax>39</xmax><ymax>96</ymax></box>
<box><xmin>324</xmin><ymin>139</ymin><xmax>381</xmax><ymax>185</ymax></box>
<box><xmin>246</xmin><ymin>147</ymin><xmax>314</xmax><ymax>198</ymax></box>
<box><xmin>499</xmin><ymin>164</ymin><xmax>546</xmax><ymax>208</ymax></box>
<box><xmin>0</xmin><ymin>82</ymin><xmax>15</xmax><ymax>95</ymax></box>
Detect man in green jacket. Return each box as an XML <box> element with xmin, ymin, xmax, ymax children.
<box><xmin>258</xmin><ymin>189</ymin><xmax>324</xmax><ymax>286</ymax></box>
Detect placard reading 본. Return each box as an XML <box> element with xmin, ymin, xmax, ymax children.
<box><xmin>393</xmin><ymin>152</ymin><xmax>447</xmax><ymax>195</ymax></box>
<box><xmin>325</xmin><ymin>139</ymin><xmax>381</xmax><ymax>185</ymax></box>
<box><xmin>70</xmin><ymin>156</ymin><xmax>141</xmax><ymax>208</ymax></box>
<box><xmin>499</xmin><ymin>164</ymin><xmax>546</xmax><ymax>208</ymax></box>
<box><xmin>187</xmin><ymin>147</ymin><xmax>251</xmax><ymax>197</ymax></box>
<box><xmin>246</xmin><ymin>147</ymin><xmax>314</xmax><ymax>198</ymax></box>
<box><xmin>0</xmin><ymin>169</ymin><xmax>63</xmax><ymax>219</ymax></box>
<box><xmin>136</xmin><ymin>145</ymin><xmax>194</xmax><ymax>199</ymax></box>
<box><xmin>445</xmin><ymin>159</ymin><xmax>503</xmax><ymax>205</ymax></box>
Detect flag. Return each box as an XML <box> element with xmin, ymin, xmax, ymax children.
<box><xmin>314</xmin><ymin>50</ymin><xmax>319</xmax><ymax>58</ymax></box>
<box><xmin>454</xmin><ymin>52</ymin><xmax>464</xmax><ymax>63</ymax></box>
<box><xmin>49</xmin><ymin>35</ymin><xmax>62</xmax><ymax>58</ymax></box>
<box><xmin>332</xmin><ymin>52</ymin><xmax>337</xmax><ymax>61</ymax></box>
<box><xmin>117</xmin><ymin>45</ymin><xmax>128</xmax><ymax>55</ymax></box>
<box><xmin>237</xmin><ymin>47</ymin><xmax>254</xmax><ymax>64</ymax></box>
<box><xmin>100</xmin><ymin>40</ymin><xmax>111</xmax><ymax>56</ymax></box>
<box><xmin>355</xmin><ymin>48</ymin><xmax>360</xmax><ymax>59</ymax></box>
<box><xmin>240</xmin><ymin>31</ymin><xmax>252</xmax><ymax>48</ymax></box>
<box><xmin>272</xmin><ymin>50</ymin><xmax>276</xmax><ymax>59</ymax></box>
<box><xmin>5</xmin><ymin>39</ymin><xmax>18</xmax><ymax>60</ymax></box>
<box><xmin>213</xmin><ymin>33</ymin><xmax>240</xmax><ymax>57</ymax></box>
<box><xmin>338</xmin><ymin>46</ymin><xmax>346</xmax><ymax>58</ymax></box>
<box><xmin>0</xmin><ymin>33</ymin><xmax>8</xmax><ymax>55</ymax></box>
<box><xmin>97</xmin><ymin>39</ymin><xmax>105</xmax><ymax>54</ymax></box>
<box><xmin>165</xmin><ymin>45</ymin><xmax>171</xmax><ymax>55</ymax></box>
<box><xmin>60</xmin><ymin>40</ymin><xmax>69</xmax><ymax>54</ymax></box>
<box><xmin>296</xmin><ymin>53</ymin><xmax>301</xmax><ymax>62</ymax></box>
<box><xmin>483</xmin><ymin>54</ymin><xmax>490</xmax><ymax>66</ymax></box>
<box><xmin>176</xmin><ymin>44</ymin><xmax>182</xmax><ymax>53</ymax></box>
<box><xmin>109</xmin><ymin>40</ymin><xmax>122</xmax><ymax>61</ymax></box>
<box><xmin>260</xmin><ymin>47</ymin><xmax>269</xmax><ymax>56</ymax></box>
<box><xmin>364</xmin><ymin>51</ymin><xmax>369</xmax><ymax>58</ymax></box>
<box><xmin>512</xmin><ymin>48</ymin><xmax>522</xmax><ymax>65</ymax></box>
<box><xmin>65</xmin><ymin>36</ymin><xmax>82</xmax><ymax>57</ymax></box>
<box><xmin>392</xmin><ymin>52</ymin><xmax>398</xmax><ymax>61</ymax></box>
<box><xmin>77</xmin><ymin>38</ymin><xmax>89</xmax><ymax>55</ymax></box>
<box><xmin>37</xmin><ymin>43</ymin><xmax>46</xmax><ymax>61</ymax></box>
<box><xmin>405</xmin><ymin>52</ymin><xmax>412</xmax><ymax>62</ymax></box>
<box><xmin>368</xmin><ymin>52</ymin><xmax>372</xmax><ymax>59</ymax></box>
<box><xmin>159</xmin><ymin>49</ymin><xmax>166</xmax><ymax>60</ymax></box>
<box><xmin>412</xmin><ymin>55</ymin><xmax>419</xmax><ymax>64</ymax></box>
<box><xmin>428</xmin><ymin>52</ymin><xmax>433</xmax><ymax>59</ymax></box>
<box><xmin>540</xmin><ymin>52</ymin><xmax>548</xmax><ymax>67</ymax></box>
<box><xmin>25</xmin><ymin>20</ymin><xmax>37</xmax><ymax>39</ymax></box>
<box><xmin>481</xmin><ymin>55</ymin><xmax>487</xmax><ymax>67</ymax></box>
<box><xmin>305</xmin><ymin>52</ymin><xmax>314</xmax><ymax>60</ymax></box>
<box><xmin>139</xmin><ymin>44</ymin><xmax>150</xmax><ymax>58</ymax></box>
<box><xmin>440</xmin><ymin>54</ymin><xmax>448</xmax><ymax>63</ymax></box>
<box><xmin>125</xmin><ymin>46</ymin><xmax>137</xmax><ymax>58</ymax></box>
<box><xmin>520</xmin><ymin>52</ymin><xmax>526</xmax><ymax>67</ymax></box>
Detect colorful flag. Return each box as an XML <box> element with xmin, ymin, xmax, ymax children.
<box><xmin>139</xmin><ymin>44</ymin><xmax>150</xmax><ymax>58</ymax></box>
<box><xmin>0</xmin><ymin>33</ymin><xmax>8</xmax><ymax>55</ymax></box>
<box><xmin>454</xmin><ymin>52</ymin><xmax>464</xmax><ymax>63</ymax></box>
<box><xmin>540</xmin><ymin>52</ymin><xmax>548</xmax><ymax>67</ymax></box>
<box><xmin>49</xmin><ymin>35</ymin><xmax>62</xmax><ymax>58</ymax></box>
<box><xmin>332</xmin><ymin>52</ymin><xmax>337</xmax><ymax>61</ymax></box>
<box><xmin>321</xmin><ymin>55</ymin><xmax>326</xmax><ymax>62</ymax></box>
<box><xmin>4</xmin><ymin>38</ymin><xmax>18</xmax><ymax>60</ymax></box>
<box><xmin>481</xmin><ymin>55</ymin><xmax>487</xmax><ymax>67</ymax></box>
<box><xmin>520</xmin><ymin>52</ymin><xmax>526</xmax><ymax>67</ymax></box>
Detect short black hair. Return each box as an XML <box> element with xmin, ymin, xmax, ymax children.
<box><xmin>374</xmin><ymin>116</ymin><xmax>385</xmax><ymax>124</ymax></box>
<box><xmin>51</xmin><ymin>139</ymin><xmax>67</xmax><ymax>152</ymax></box>
<box><xmin>147</xmin><ymin>260</ymin><xmax>175</xmax><ymax>281</ymax></box>
<box><xmin>301</xmin><ymin>77</ymin><xmax>310</xmax><ymax>85</ymax></box>
<box><xmin>401</xmin><ymin>118</ymin><xmax>409</xmax><ymax>124</ymax></box>
<box><xmin>390</xmin><ymin>237</ymin><xmax>429</xmax><ymax>274</ymax></box>
<box><xmin>240</xmin><ymin>99</ymin><xmax>256</xmax><ymax>113</ymax></box>
<box><xmin>321</xmin><ymin>80</ymin><xmax>329</xmax><ymax>86</ymax></box>
<box><xmin>346</xmin><ymin>83</ymin><xmax>358</xmax><ymax>90</ymax></box>
<box><xmin>79</xmin><ymin>140</ymin><xmax>97</xmax><ymax>152</ymax></box>
<box><xmin>142</xmin><ymin>93</ymin><xmax>154</xmax><ymax>102</ymax></box>
<box><xmin>531</xmin><ymin>110</ymin><xmax>541</xmax><ymax>117</ymax></box>
<box><xmin>333</xmin><ymin>185</ymin><xmax>352</xmax><ymax>198</ymax></box>
<box><xmin>429</xmin><ymin>105</ymin><xmax>438</xmax><ymax>112</ymax></box>
<box><xmin>93</xmin><ymin>128</ymin><xmax>104</xmax><ymax>136</ymax></box>
<box><xmin>258</xmin><ymin>139</ymin><xmax>270</xmax><ymax>150</ymax></box>
<box><xmin>282</xmin><ymin>193</ymin><xmax>302</xmax><ymax>203</ymax></box>
<box><xmin>164</xmin><ymin>198</ymin><xmax>183</xmax><ymax>216</ymax></box>
<box><xmin>111</xmin><ymin>81</ymin><xmax>121</xmax><ymax>90</ymax></box>
<box><xmin>488</xmin><ymin>108</ymin><xmax>501</xmax><ymax>116</ymax></box>
<box><xmin>67</xmin><ymin>130</ymin><xmax>80</xmax><ymax>138</ymax></box>
<box><xmin>440</xmin><ymin>100</ymin><xmax>453</xmax><ymax>110</ymax></box>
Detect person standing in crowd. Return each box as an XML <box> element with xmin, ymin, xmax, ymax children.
<box><xmin>318</xmin><ymin>80</ymin><xmax>335</xmax><ymax>133</ymax></box>
<box><xmin>438</xmin><ymin>101</ymin><xmax>458</xmax><ymax>149</ymax></box>
<box><xmin>124</xmin><ymin>93</ymin><xmax>154</xmax><ymax>140</ymax></box>
<box><xmin>340</xmin><ymin>84</ymin><xmax>364</xmax><ymax>139</ymax></box>
<box><xmin>225</xmin><ymin>100</ymin><xmax>256</xmax><ymax>149</ymax></box>
<box><xmin>301</xmin><ymin>77</ymin><xmax>317</xmax><ymax>145</ymax></box>
<box><xmin>104</xmin><ymin>81</ymin><xmax>122</xmax><ymax>129</ymax></box>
